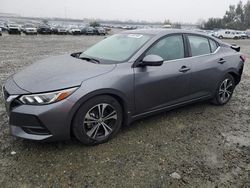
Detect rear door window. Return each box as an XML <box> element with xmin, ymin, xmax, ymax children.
<box><xmin>188</xmin><ymin>35</ymin><xmax>211</xmax><ymax>56</ymax></box>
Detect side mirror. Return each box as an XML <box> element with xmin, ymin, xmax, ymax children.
<box><xmin>231</xmin><ymin>44</ymin><xmax>240</xmax><ymax>52</ymax></box>
<box><xmin>139</xmin><ymin>55</ymin><xmax>164</xmax><ymax>67</ymax></box>
<box><xmin>71</xmin><ymin>52</ymin><xmax>82</xmax><ymax>58</ymax></box>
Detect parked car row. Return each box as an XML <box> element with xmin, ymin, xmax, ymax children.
<box><xmin>1</xmin><ymin>22</ymin><xmax>249</xmax><ymax>40</ymax></box>
<box><xmin>0</xmin><ymin>23</ymin><xmax>109</xmax><ymax>36</ymax></box>
<box><xmin>0</xmin><ymin>24</ymin><xmax>108</xmax><ymax>35</ymax></box>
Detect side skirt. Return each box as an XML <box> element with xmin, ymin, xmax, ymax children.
<box><xmin>129</xmin><ymin>95</ymin><xmax>212</xmax><ymax>123</ymax></box>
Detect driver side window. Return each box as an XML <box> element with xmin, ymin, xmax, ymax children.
<box><xmin>146</xmin><ymin>35</ymin><xmax>185</xmax><ymax>61</ymax></box>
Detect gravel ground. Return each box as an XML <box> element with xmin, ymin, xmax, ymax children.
<box><xmin>0</xmin><ymin>33</ymin><xmax>249</xmax><ymax>187</ymax></box>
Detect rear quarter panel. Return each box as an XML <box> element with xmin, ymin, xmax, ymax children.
<box><xmin>220</xmin><ymin>46</ymin><xmax>243</xmax><ymax>79</ymax></box>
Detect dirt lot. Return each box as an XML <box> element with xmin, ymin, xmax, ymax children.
<box><xmin>0</xmin><ymin>33</ymin><xmax>249</xmax><ymax>187</ymax></box>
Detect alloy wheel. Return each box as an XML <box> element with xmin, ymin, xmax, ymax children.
<box><xmin>83</xmin><ymin>103</ymin><xmax>118</xmax><ymax>140</ymax></box>
<box><xmin>219</xmin><ymin>78</ymin><xmax>233</xmax><ymax>103</ymax></box>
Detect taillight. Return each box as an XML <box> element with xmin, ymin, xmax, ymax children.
<box><xmin>240</xmin><ymin>55</ymin><xmax>246</xmax><ymax>63</ymax></box>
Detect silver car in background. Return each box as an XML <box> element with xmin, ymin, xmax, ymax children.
<box><xmin>3</xmin><ymin>29</ymin><xmax>245</xmax><ymax>145</ymax></box>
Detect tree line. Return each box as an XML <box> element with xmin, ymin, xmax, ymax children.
<box><xmin>202</xmin><ymin>0</ymin><xmax>250</xmax><ymax>30</ymax></box>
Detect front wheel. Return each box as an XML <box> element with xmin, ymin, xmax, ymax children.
<box><xmin>73</xmin><ymin>95</ymin><xmax>123</xmax><ymax>145</ymax></box>
<box><xmin>212</xmin><ymin>74</ymin><xmax>235</xmax><ymax>105</ymax></box>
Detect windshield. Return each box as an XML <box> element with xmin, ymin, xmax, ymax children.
<box><xmin>81</xmin><ymin>34</ymin><xmax>151</xmax><ymax>62</ymax></box>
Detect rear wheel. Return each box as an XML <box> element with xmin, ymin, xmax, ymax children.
<box><xmin>73</xmin><ymin>95</ymin><xmax>123</xmax><ymax>145</ymax></box>
<box><xmin>212</xmin><ymin>74</ymin><xmax>235</xmax><ymax>105</ymax></box>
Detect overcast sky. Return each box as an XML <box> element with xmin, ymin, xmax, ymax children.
<box><xmin>0</xmin><ymin>0</ymin><xmax>248</xmax><ymax>23</ymax></box>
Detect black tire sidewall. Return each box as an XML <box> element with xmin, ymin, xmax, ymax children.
<box><xmin>73</xmin><ymin>95</ymin><xmax>123</xmax><ymax>145</ymax></box>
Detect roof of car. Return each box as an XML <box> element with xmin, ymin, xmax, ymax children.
<box><xmin>122</xmin><ymin>28</ymin><xmax>209</xmax><ymax>36</ymax></box>
<box><xmin>122</xmin><ymin>28</ymin><xmax>221</xmax><ymax>43</ymax></box>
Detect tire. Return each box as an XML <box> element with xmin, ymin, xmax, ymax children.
<box><xmin>73</xmin><ymin>95</ymin><xmax>123</xmax><ymax>145</ymax></box>
<box><xmin>212</xmin><ymin>74</ymin><xmax>235</xmax><ymax>105</ymax></box>
<box><xmin>219</xmin><ymin>36</ymin><xmax>223</xmax><ymax>39</ymax></box>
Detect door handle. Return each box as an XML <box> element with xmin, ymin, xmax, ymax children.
<box><xmin>218</xmin><ymin>58</ymin><xmax>226</xmax><ymax>64</ymax></box>
<box><xmin>179</xmin><ymin>66</ymin><xmax>190</xmax><ymax>73</ymax></box>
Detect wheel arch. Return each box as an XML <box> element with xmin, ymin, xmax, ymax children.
<box><xmin>68</xmin><ymin>89</ymin><xmax>131</xmax><ymax>138</ymax></box>
<box><xmin>213</xmin><ymin>69</ymin><xmax>240</xmax><ymax>97</ymax></box>
<box><xmin>228</xmin><ymin>71</ymin><xmax>241</xmax><ymax>85</ymax></box>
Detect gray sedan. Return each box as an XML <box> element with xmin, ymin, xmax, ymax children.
<box><xmin>3</xmin><ymin>29</ymin><xmax>245</xmax><ymax>145</ymax></box>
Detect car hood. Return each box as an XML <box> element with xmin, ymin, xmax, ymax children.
<box><xmin>13</xmin><ymin>54</ymin><xmax>116</xmax><ymax>93</ymax></box>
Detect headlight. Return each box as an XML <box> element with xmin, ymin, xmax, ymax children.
<box><xmin>19</xmin><ymin>87</ymin><xmax>78</xmax><ymax>105</ymax></box>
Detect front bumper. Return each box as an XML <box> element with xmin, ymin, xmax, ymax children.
<box><xmin>8</xmin><ymin>29</ymin><xmax>20</xmax><ymax>34</ymax></box>
<box><xmin>25</xmin><ymin>31</ymin><xmax>37</xmax><ymax>34</ymax></box>
<box><xmin>57</xmin><ymin>31</ymin><xmax>67</xmax><ymax>34</ymax></box>
<box><xmin>3</xmin><ymin>78</ymin><xmax>75</xmax><ymax>141</ymax></box>
<box><xmin>39</xmin><ymin>30</ymin><xmax>51</xmax><ymax>34</ymax></box>
<box><xmin>72</xmin><ymin>31</ymin><xmax>81</xmax><ymax>35</ymax></box>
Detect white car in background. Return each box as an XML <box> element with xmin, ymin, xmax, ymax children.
<box><xmin>235</xmin><ymin>31</ymin><xmax>248</xmax><ymax>39</ymax></box>
<box><xmin>0</xmin><ymin>28</ymin><xmax>2</xmax><ymax>36</ymax></box>
<box><xmin>68</xmin><ymin>26</ymin><xmax>81</xmax><ymax>35</ymax></box>
<box><xmin>23</xmin><ymin>24</ymin><xmax>37</xmax><ymax>35</ymax></box>
<box><xmin>214</xmin><ymin>29</ymin><xmax>237</xmax><ymax>39</ymax></box>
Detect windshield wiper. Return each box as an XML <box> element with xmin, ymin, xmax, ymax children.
<box><xmin>79</xmin><ymin>56</ymin><xmax>100</xmax><ymax>64</ymax></box>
